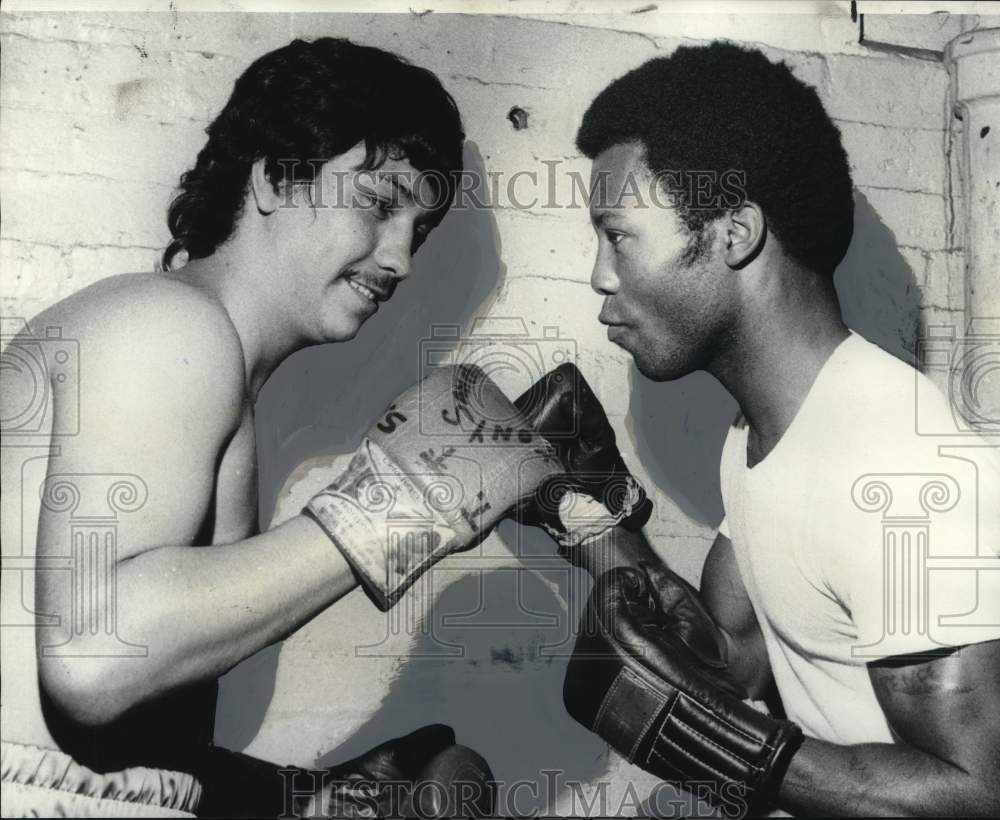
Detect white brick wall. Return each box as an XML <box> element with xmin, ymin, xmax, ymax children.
<box><xmin>2</xmin><ymin>8</ymin><xmax>990</xmax><ymax>809</ymax></box>
<box><xmin>1</xmin><ymin>10</ymin><xmax>979</xmax><ymax>326</ymax></box>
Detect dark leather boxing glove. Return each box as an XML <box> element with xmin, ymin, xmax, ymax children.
<box><xmin>514</xmin><ymin>363</ymin><xmax>653</xmax><ymax>547</ymax></box>
<box><xmin>313</xmin><ymin>723</ymin><xmax>498</xmax><ymax>819</ymax></box>
<box><xmin>191</xmin><ymin>724</ymin><xmax>460</xmax><ymax>818</ymax></box>
<box><xmin>402</xmin><ymin>744</ymin><xmax>496</xmax><ymax>818</ymax></box>
<box><xmin>563</xmin><ymin>563</ymin><xmax>802</xmax><ymax>814</ymax></box>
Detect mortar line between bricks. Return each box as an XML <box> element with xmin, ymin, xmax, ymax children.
<box><xmin>0</xmin><ymin>18</ymin><xmax>154</xmax><ymax>35</ymax></box>
<box><xmin>496</xmin><ymin>14</ymin><xmax>946</xmax><ymax>67</ymax></box>
<box><xmin>509</xmin><ymin>274</ymin><xmax>591</xmax><ymax>286</ymax></box>
<box><xmin>0</xmin><ymin>102</ymin><xmax>212</xmax><ymax>128</ymax></box>
<box><xmin>856</xmin><ymin>183</ymin><xmax>945</xmax><ymax>198</ymax></box>
<box><xmin>445</xmin><ymin>72</ymin><xmax>558</xmax><ymax>91</ymax></box>
<box><xmin>3</xmin><ymin>16</ymin><xmax>951</xmax><ymax>70</ymax></box>
<box><xmin>897</xmin><ymin>244</ymin><xmax>964</xmax><ymax>253</ymax></box>
<box><xmin>0</xmin><ymin>29</ymin><xmax>246</xmax><ymax>62</ymax></box>
<box><xmin>0</xmin><ymin>237</ymin><xmax>164</xmax><ymax>254</ymax></box>
<box><xmin>491</xmin><ymin>206</ymin><xmax>590</xmax><ymax>219</ymax></box>
<box><xmin>832</xmin><ymin>117</ymin><xmax>944</xmax><ymax>133</ymax></box>
<box><xmin>494</xmin><ymin>13</ymin><xmax>668</xmax><ymax>52</ymax></box>
<box><xmin>0</xmin><ymin>165</ymin><xmax>178</xmax><ymax>189</ymax></box>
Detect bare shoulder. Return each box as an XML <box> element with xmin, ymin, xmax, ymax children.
<box><xmin>40</xmin><ymin>273</ymin><xmax>244</xmax><ymax>367</ymax></box>
<box><xmin>25</xmin><ymin>273</ymin><xmax>246</xmax><ymax>431</ymax></box>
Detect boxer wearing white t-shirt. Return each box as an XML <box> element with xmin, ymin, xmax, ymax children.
<box><xmin>719</xmin><ymin>331</ymin><xmax>1000</xmax><ymax>746</ymax></box>
<box><xmin>559</xmin><ymin>42</ymin><xmax>1000</xmax><ymax>817</ymax></box>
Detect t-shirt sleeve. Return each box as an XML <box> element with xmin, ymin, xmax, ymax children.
<box><xmin>717</xmin><ymin>419</ymin><xmax>745</xmax><ymax>546</ymax></box>
<box><xmin>847</xmin><ymin>546</ymin><xmax>1000</xmax><ymax>661</ymax></box>
<box><xmin>839</xmin><ymin>444</ymin><xmax>1000</xmax><ymax>662</ymax></box>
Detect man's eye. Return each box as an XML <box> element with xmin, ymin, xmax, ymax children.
<box><xmin>359</xmin><ymin>192</ymin><xmax>395</xmax><ymax>218</ymax></box>
<box><xmin>411</xmin><ymin>224</ymin><xmax>432</xmax><ymax>252</ymax></box>
<box><xmin>606</xmin><ymin>231</ymin><xmax>625</xmax><ymax>246</ymax></box>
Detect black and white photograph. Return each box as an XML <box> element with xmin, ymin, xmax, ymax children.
<box><xmin>1</xmin><ymin>1</ymin><xmax>998</xmax><ymax>817</ymax></box>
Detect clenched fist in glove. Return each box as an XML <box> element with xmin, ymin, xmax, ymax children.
<box><xmin>192</xmin><ymin>723</ymin><xmax>495</xmax><ymax>818</ymax></box>
<box><xmin>319</xmin><ymin>725</ymin><xmax>496</xmax><ymax>819</ymax></box>
<box><xmin>563</xmin><ymin>562</ymin><xmax>802</xmax><ymax>814</ymax></box>
<box><xmin>514</xmin><ymin>363</ymin><xmax>652</xmax><ymax>548</ymax></box>
<box><xmin>305</xmin><ymin>364</ymin><xmax>561</xmax><ymax>610</ymax></box>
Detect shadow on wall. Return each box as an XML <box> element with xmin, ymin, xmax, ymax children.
<box><xmin>836</xmin><ymin>190</ymin><xmax>921</xmax><ymax>369</ymax></box>
<box><xmin>214</xmin><ymin>142</ymin><xmax>502</xmax><ymax>752</ymax></box>
<box><xmin>216</xmin><ymin>183</ymin><xmax>922</xmax><ymax>805</ymax></box>
<box><xmin>627</xmin><ymin>188</ymin><xmax>920</xmax><ymax>529</ymax></box>
<box><xmin>253</xmin><ymin>142</ymin><xmax>503</xmax><ymax>529</ymax></box>
<box><xmin>310</xmin><ymin>523</ymin><xmax>706</xmax><ymax>817</ymax></box>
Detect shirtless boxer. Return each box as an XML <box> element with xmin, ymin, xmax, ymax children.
<box><xmin>548</xmin><ymin>42</ymin><xmax>1000</xmax><ymax>816</ymax></box>
<box><xmin>0</xmin><ymin>37</ymin><xmax>526</xmax><ymax>819</ymax></box>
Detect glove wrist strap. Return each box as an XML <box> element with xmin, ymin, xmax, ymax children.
<box><xmin>304</xmin><ymin>439</ymin><xmax>460</xmax><ymax>611</ymax></box>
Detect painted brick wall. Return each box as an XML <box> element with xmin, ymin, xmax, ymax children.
<box><xmin>1</xmin><ymin>11</ymin><xmax>980</xmax><ymax>331</ymax></box>
<box><xmin>2</xmin><ymin>9</ymin><xmax>993</xmax><ymax>813</ymax></box>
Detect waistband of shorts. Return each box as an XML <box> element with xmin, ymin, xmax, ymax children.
<box><xmin>1</xmin><ymin>740</ymin><xmax>202</xmax><ymax>814</ymax></box>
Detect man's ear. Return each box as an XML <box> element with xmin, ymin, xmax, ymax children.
<box><xmin>723</xmin><ymin>202</ymin><xmax>766</xmax><ymax>270</ymax></box>
<box><xmin>249</xmin><ymin>158</ymin><xmax>283</xmax><ymax>215</ymax></box>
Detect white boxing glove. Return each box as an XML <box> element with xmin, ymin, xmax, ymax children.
<box><xmin>305</xmin><ymin>364</ymin><xmax>562</xmax><ymax>610</ymax></box>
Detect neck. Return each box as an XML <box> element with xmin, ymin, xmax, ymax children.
<box><xmin>709</xmin><ymin>260</ymin><xmax>848</xmax><ymax>457</ymax></box>
<box><xmin>169</xmin><ymin>246</ymin><xmax>306</xmax><ymax>401</ymax></box>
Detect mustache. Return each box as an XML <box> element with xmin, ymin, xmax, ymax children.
<box><xmin>345</xmin><ymin>269</ymin><xmax>397</xmax><ymax>301</ymax></box>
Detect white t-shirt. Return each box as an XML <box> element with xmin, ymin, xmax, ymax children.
<box><xmin>718</xmin><ymin>331</ymin><xmax>1000</xmax><ymax>744</ymax></box>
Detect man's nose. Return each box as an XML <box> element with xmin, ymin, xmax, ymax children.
<box><xmin>590</xmin><ymin>249</ymin><xmax>619</xmax><ymax>296</ymax></box>
<box><xmin>374</xmin><ymin>222</ymin><xmax>413</xmax><ymax>280</ymax></box>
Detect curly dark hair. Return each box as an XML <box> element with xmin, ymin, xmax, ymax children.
<box><xmin>162</xmin><ymin>37</ymin><xmax>464</xmax><ymax>270</ymax></box>
<box><xmin>576</xmin><ymin>41</ymin><xmax>854</xmax><ymax>276</ymax></box>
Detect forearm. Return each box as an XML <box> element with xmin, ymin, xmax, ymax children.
<box><xmin>40</xmin><ymin>515</ymin><xmax>357</xmax><ymax>723</ymax></box>
<box><xmin>779</xmin><ymin>736</ymin><xmax>999</xmax><ymax>817</ymax></box>
<box><xmin>718</xmin><ymin>626</ymin><xmax>772</xmax><ymax>701</ymax></box>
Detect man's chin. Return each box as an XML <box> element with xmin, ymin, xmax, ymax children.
<box><xmin>318</xmin><ymin>316</ymin><xmax>365</xmax><ymax>344</ymax></box>
<box><xmin>632</xmin><ymin>352</ymin><xmax>690</xmax><ymax>383</ymax></box>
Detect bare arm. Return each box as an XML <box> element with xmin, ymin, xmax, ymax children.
<box><xmin>779</xmin><ymin>639</ymin><xmax>1000</xmax><ymax>816</ymax></box>
<box><xmin>38</xmin><ymin>519</ymin><xmax>356</xmax><ymax>727</ymax></box>
<box><xmin>29</xmin><ymin>298</ymin><xmax>359</xmax><ymax>726</ymax></box>
<box><xmin>699</xmin><ymin>531</ymin><xmax>772</xmax><ymax>699</ymax></box>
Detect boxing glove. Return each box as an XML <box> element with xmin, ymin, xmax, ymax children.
<box><xmin>563</xmin><ymin>563</ymin><xmax>802</xmax><ymax>813</ymax></box>
<box><xmin>514</xmin><ymin>363</ymin><xmax>653</xmax><ymax>547</ymax></box>
<box><xmin>401</xmin><ymin>744</ymin><xmax>496</xmax><ymax>818</ymax></box>
<box><xmin>319</xmin><ymin>725</ymin><xmax>496</xmax><ymax>819</ymax></box>
<box><xmin>305</xmin><ymin>364</ymin><xmax>561</xmax><ymax>610</ymax></box>
<box><xmin>191</xmin><ymin>724</ymin><xmax>460</xmax><ymax>818</ymax></box>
